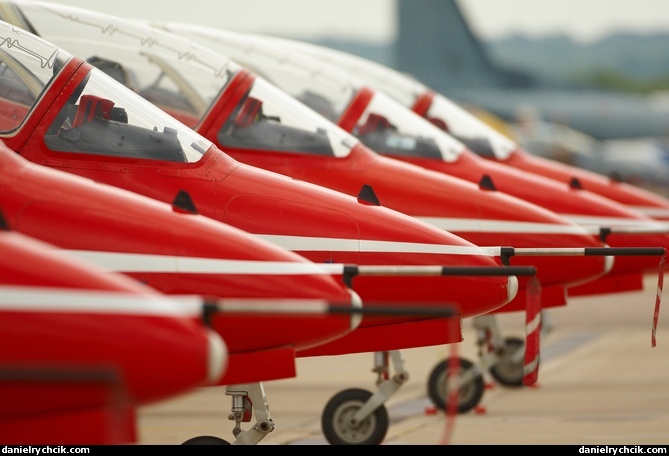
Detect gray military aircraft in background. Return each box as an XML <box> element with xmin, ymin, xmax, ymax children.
<box><xmin>395</xmin><ymin>0</ymin><xmax>669</xmax><ymax>142</ymax></box>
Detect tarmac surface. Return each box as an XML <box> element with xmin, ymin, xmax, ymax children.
<box><xmin>138</xmin><ymin>272</ymin><xmax>669</xmax><ymax>445</ymax></box>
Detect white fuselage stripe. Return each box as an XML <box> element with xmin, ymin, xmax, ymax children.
<box><xmin>561</xmin><ymin>215</ymin><xmax>669</xmax><ymax>229</ymax></box>
<box><xmin>0</xmin><ymin>286</ymin><xmax>203</xmax><ymax>316</ymax></box>
<box><xmin>628</xmin><ymin>207</ymin><xmax>669</xmax><ymax>219</ymax></box>
<box><xmin>418</xmin><ymin>216</ymin><xmax>669</xmax><ymax>234</ymax></box>
<box><xmin>414</xmin><ymin>217</ymin><xmax>591</xmax><ymax>234</ymax></box>
<box><xmin>68</xmin><ymin>250</ymin><xmax>333</xmax><ymax>274</ymax></box>
<box><xmin>65</xmin><ymin>240</ymin><xmax>493</xmax><ymax>275</ymax></box>
<box><xmin>254</xmin><ymin>235</ymin><xmax>491</xmax><ymax>255</ymax></box>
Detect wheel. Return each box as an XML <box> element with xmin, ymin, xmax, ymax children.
<box><xmin>427</xmin><ymin>357</ymin><xmax>484</xmax><ymax>413</ymax></box>
<box><xmin>321</xmin><ymin>388</ymin><xmax>389</xmax><ymax>445</ymax></box>
<box><xmin>489</xmin><ymin>336</ymin><xmax>525</xmax><ymax>387</ymax></box>
<box><xmin>182</xmin><ymin>435</ymin><xmax>230</xmax><ymax>445</ymax></box>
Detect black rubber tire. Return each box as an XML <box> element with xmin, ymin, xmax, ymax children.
<box><xmin>427</xmin><ymin>357</ymin><xmax>485</xmax><ymax>413</ymax></box>
<box><xmin>489</xmin><ymin>336</ymin><xmax>526</xmax><ymax>387</ymax></box>
<box><xmin>321</xmin><ymin>388</ymin><xmax>389</xmax><ymax>445</ymax></box>
<box><xmin>182</xmin><ymin>435</ymin><xmax>231</xmax><ymax>445</ymax></box>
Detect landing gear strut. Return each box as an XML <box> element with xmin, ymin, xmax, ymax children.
<box><xmin>181</xmin><ymin>382</ymin><xmax>275</xmax><ymax>445</ymax></box>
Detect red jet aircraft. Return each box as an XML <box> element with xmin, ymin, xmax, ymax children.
<box><xmin>0</xmin><ymin>17</ymin><xmax>537</xmax><ymax>444</ymax></box>
<box><xmin>0</xmin><ymin>227</ymin><xmax>226</xmax><ymax>444</ymax></box>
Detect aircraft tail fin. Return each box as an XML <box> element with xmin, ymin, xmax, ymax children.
<box><xmin>396</xmin><ymin>0</ymin><xmax>534</xmax><ymax>94</ymax></box>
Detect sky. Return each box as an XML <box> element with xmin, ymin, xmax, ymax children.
<box><xmin>45</xmin><ymin>0</ymin><xmax>669</xmax><ymax>43</ymax></box>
